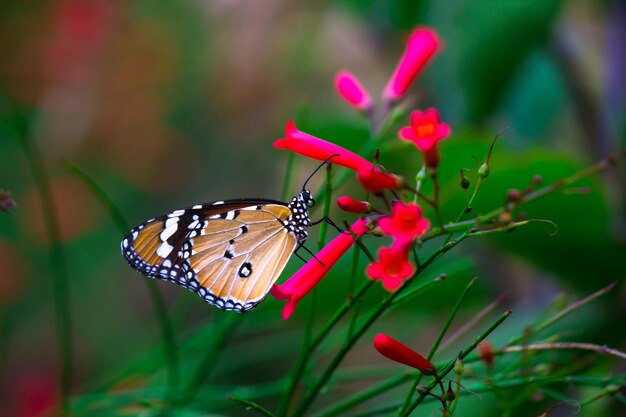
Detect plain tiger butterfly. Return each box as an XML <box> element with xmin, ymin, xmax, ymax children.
<box><xmin>120</xmin><ymin>159</ymin><xmax>335</xmax><ymax>312</ymax></box>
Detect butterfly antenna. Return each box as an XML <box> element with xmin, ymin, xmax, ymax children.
<box><xmin>302</xmin><ymin>154</ymin><xmax>339</xmax><ymax>191</ymax></box>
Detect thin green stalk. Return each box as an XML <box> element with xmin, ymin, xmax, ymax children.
<box><xmin>291</xmin><ymin>233</ymin><xmax>471</xmax><ymax>417</ymax></box>
<box><xmin>425</xmin><ymin>151</ymin><xmax>626</xmax><ymax>243</ymax></box>
<box><xmin>281</xmin><ymin>153</ymin><xmax>297</xmax><ymax>202</ymax></box>
<box><xmin>346</xmin><ymin>246</ymin><xmax>362</xmax><ymax>339</ymax></box>
<box><xmin>399</xmin><ymin>310</ymin><xmax>513</xmax><ymax>417</ymax></box>
<box><xmin>180</xmin><ymin>314</ymin><xmax>242</xmax><ymax>404</ymax></box>
<box><xmin>0</xmin><ymin>308</ymin><xmax>11</xmax><ymax>380</ymax></box>
<box><xmin>19</xmin><ymin>128</ymin><xmax>73</xmax><ymax>415</ymax></box>
<box><xmin>507</xmin><ymin>281</ymin><xmax>617</xmax><ymax>346</ymax></box>
<box><xmin>313</xmin><ymin>371</ymin><xmax>414</xmax><ymax>417</ymax></box>
<box><xmin>230</xmin><ymin>396</ymin><xmax>278</xmax><ymax>417</ymax></box>
<box><xmin>66</xmin><ymin>163</ymin><xmax>180</xmax><ymax>401</ymax></box>
<box><xmin>278</xmin><ymin>278</ymin><xmax>375</xmax><ymax>417</ymax></box>
<box><xmin>399</xmin><ymin>277</ymin><xmax>477</xmax><ymax>413</ymax></box>
<box><xmin>317</xmin><ymin>164</ymin><xmax>333</xmax><ymax>250</ymax></box>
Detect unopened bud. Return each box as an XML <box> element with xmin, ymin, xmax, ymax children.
<box><xmin>478</xmin><ymin>342</ymin><xmax>495</xmax><ymax>367</ymax></box>
<box><xmin>506</xmin><ymin>189</ymin><xmax>521</xmax><ymax>202</ymax></box>
<box><xmin>444</xmin><ymin>382</ymin><xmax>456</xmax><ymax>401</ymax></box>
<box><xmin>336</xmin><ymin>196</ymin><xmax>372</xmax><ymax>214</ymax></box>
<box><xmin>415</xmin><ymin>168</ymin><xmax>427</xmax><ymax>183</ymax></box>
<box><xmin>454</xmin><ymin>358</ymin><xmax>464</xmax><ymax>378</ymax></box>
<box><xmin>415</xmin><ymin>385</ymin><xmax>429</xmax><ymax>394</ymax></box>
<box><xmin>0</xmin><ymin>189</ymin><xmax>16</xmax><ymax>213</ymax></box>
<box><xmin>477</xmin><ymin>162</ymin><xmax>489</xmax><ymax>179</ymax></box>
<box><xmin>532</xmin><ymin>175</ymin><xmax>543</xmax><ymax>185</ymax></box>
<box><xmin>459</xmin><ymin>170</ymin><xmax>470</xmax><ymax>190</ymax></box>
<box><xmin>499</xmin><ymin>211</ymin><xmax>513</xmax><ymax>224</ymax></box>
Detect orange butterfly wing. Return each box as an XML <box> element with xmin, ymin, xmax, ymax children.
<box><xmin>122</xmin><ymin>200</ymin><xmax>298</xmax><ymax>312</ymax></box>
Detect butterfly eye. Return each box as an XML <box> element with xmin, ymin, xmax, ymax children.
<box><xmin>307</xmin><ymin>197</ymin><xmax>315</xmax><ymax>207</ymax></box>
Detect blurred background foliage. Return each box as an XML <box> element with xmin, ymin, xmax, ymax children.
<box><xmin>0</xmin><ymin>0</ymin><xmax>624</xmax><ymax>416</ymax></box>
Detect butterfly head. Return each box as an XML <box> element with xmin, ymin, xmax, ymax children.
<box><xmin>286</xmin><ymin>190</ymin><xmax>315</xmax><ymax>242</ymax></box>
<box><xmin>301</xmin><ymin>189</ymin><xmax>315</xmax><ymax>208</ymax></box>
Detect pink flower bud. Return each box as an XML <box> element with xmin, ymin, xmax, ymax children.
<box><xmin>383</xmin><ymin>28</ymin><xmax>440</xmax><ymax>103</ymax></box>
<box><xmin>336</xmin><ymin>196</ymin><xmax>371</xmax><ymax>214</ymax></box>
<box><xmin>334</xmin><ymin>71</ymin><xmax>373</xmax><ymax>112</ymax></box>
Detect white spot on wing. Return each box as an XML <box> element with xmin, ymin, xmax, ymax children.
<box><xmin>160</xmin><ymin>223</ymin><xmax>177</xmax><ymax>242</ymax></box>
<box><xmin>165</xmin><ymin>217</ymin><xmax>178</xmax><ymax>228</ymax></box>
<box><xmin>225</xmin><ymin>211</ymin><xmax>236</xmax><ymax>220</ymax></box>
<box><xmin>162</xmin><ymin>259</ymin><xmax>172</xmax><ymax>267</ymax></box>
<box><xmin>156</xmin><ymin>242</ymin><xmax>174</xmax><ymax>258</ymax></box>
<box><xmin>192</xmin><ymin>205</ymin><xmax>202</xmax><ymax>209</ymax></box>
<box><xmin>169</xmin><ymin>209</ymin><xmax>185</xmax><ymax>217</ymax></box>
<box><xmin>214</xmin><ymin>201</ymin><xmax>225</xmax><ymax>205</ymax></box>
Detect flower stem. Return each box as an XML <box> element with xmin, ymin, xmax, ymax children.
<box><xmin>230</xmin><ymin>396</ymin><xmax>278</xmax><ymax>417</ymax></box>
<box><xmin>507</xmin><ymin>281</ymin><xmax>616</xmax><ymax>346</ymax></box>
<box><xmin>18</xmin><ymin>124</ymin><xmax>73</xmax><ymax>415</ymax></box>
<box><xmin>65</xmin><ymin>163</ymin><xmax>180</xmax><ymax>402</ymax></box>
<box><xmin>399</xmin><ymin>310</ymin><xmax>512</xmax><ymax>417</ymax></box>
<box><xmin>502</xmin><ymin>342</ymin><xmax>626</xmax><ymax>360</ymax></box>
<box><xmin>290</xmin><ymin>233</ymin><xmax>471</xmax><ymax>417</ymax></box>
<box><xmin>399</xmin><ymin>277</ymin><xmax>477</xmax><ymax>413</ymax></box>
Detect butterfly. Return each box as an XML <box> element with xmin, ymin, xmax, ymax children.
<box><xmin>121</xmin><ymin>189</ymin><xmax>315</xmax><ymax>312</ymax></box>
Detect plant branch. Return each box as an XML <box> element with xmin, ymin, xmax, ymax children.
<box><xmin>66</xmin><ymin>163</ymin><xmax>180</xmax><ymax>402</ymax></box>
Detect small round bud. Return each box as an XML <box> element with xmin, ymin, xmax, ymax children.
<box><xmin>415</xmin><ymin>385</ymin><xmax>429</xmax><ymax>394</ymax></box>
<box><xmin>478</xmin><ymin>342</ymin><xmax>495</xmax><ymax>367</ymax></box>
<box><xmin>416</xmin><ymin>169</ymin><xmax>427</xmax><ymax>183</ymax></box>
<box><xmin>465</xmin><ymin>206</ymin><xmax>473</xmax><ymax>213</ymax></box>
<box><xmin>477</xmin><ymin>162</ymin><xmax>489</xmax><ymax>179</ymax></box>
<box><xmin>532</xmin><ymin>175</ymin><xmax>543</xmax><ymax>185</ymax></box>
<box><xmin>499</xmin><ymin>212</ymin><xmax>513</xmax><ymax>224</ymax></box>
<box><xmin>506</xmin><ymin>189</ymin><xmax>521</xmax><ymax>202</ymax></box>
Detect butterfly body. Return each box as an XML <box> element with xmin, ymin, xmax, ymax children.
<box><xmin>121</xmin><ymin>191</ymin><xmax>314</xmax><ymax>312</ymax></box>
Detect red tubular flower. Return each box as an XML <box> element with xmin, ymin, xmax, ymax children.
<box><xmin>275</xmin><ymin>120</ymin><xmax>402</xmax><ymax>192</ymax></box>
<box><xmin>398</xmin><ymin>108</ymin><xmax>451</xmax><ymax>167</ymax></box>
<box><xmin>357</xmin><ymin>168</ymin><xmax>404</xmax><ymax>193</ymax></box>
<box><xmin>383</xmin><ymin>28</ymin><xmax>440</xmax><ymax>102</ymax></box>
<box><xmin>275</xmin><ymin>120</ymin><xmax>371</xmax><ymax>171</ymax></box>
<box><xmin>377</xmin><ymin>201</ymin><xmax>430</xmax><ymax>244</ymax></box>
<box><xmin>374</xmin><ymin>333</ymin><xmax>435</xmax><ymax>374</ymax></box>
<box><xmin>366</xmin><ymin>243</ymin><xmax>415</xmax><ymax>291</ymax></box>
<box><xmin>336</xmin><ymin>196</ymin><xmax>371</xmax><ymax>214</ymax></box>
<box><xmin>335</xmin><ymin>71</ymin><xmax>373</xmax><ymax>112</ymax></box>
<box><xmin>271</xmin><ymin>219</ymin><xmax>370</xmax><ymax>320</ymax></box>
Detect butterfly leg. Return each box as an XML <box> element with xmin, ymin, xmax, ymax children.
<box><xmin>295</xmin><ymin>241</ymin><xmax>325</xmax><ymax>266</ymax></box>
<box><xmin>311</xmin><ymin>216</ymin><xmax>350</xmax><ymax>235</ymax></box>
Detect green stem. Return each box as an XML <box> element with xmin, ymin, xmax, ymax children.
<box><xmin>507</xmin><ymin>281</ymin><xmax>616</xmax><ymax>346</ymax></box>
<box><xmin>66</xmin><ymin>163</ymin><xmax>180</xmax><ymax>401</ymax></box>
<box><xmin>399</xmin><ymin>310</ymin><xmax>512</xmax><ymax>417</ymax></box>
<box><xmin>180</xmin><ymin>314</ymin><xmax>242</xmax><ymax>404</ymax></box>
<box><xmin>230</xmin><ymin>396</ymin><xmax>278</xmax><ymax>417</ymax></box>
<box><xmin>399</xmin><ymin>277</ymin><xmax>477</xmax><ymax>413</ymax></box>
<box><xmin>281</xmin><ymin>153</ymin><xmax>297</xmax><ymax>202</ymax></box>
<box><xmin>279</xmin><ymin>279</ymin><xmax>375</xmax><ymax>417</ymax></box>
<box><xmin>19</xmin><ymin>128</ymin><xmax>73</xmax><ymax>415</ymax></box>
<box><xmin>291</xmin><ymin>233</ymin><xmax>471</xmax><ymax>417</ymax></box>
